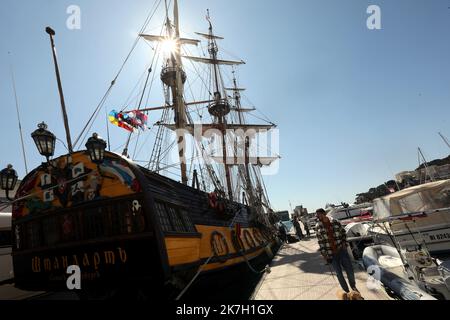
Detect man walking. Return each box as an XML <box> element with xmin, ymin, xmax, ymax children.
<box><xmin>315</xmin><ymin>208</ymin><xmax>359</xmax><ymax>294</ymax></box>
<box><xmin>292</xmin><ymin>216</ymin><xmax>304</xmax><ymax>240</ymax></box>
<box><xmin>300</xmin><ymin>215</ymin><xmax>311</xmax><ymax>237</ymax></box>
<box><xmin>278</xmin><ymin>222</ymin><xmax>288</xmax><ymax>243</ymax></box>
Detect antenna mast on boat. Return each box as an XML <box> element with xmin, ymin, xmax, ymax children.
<box><xmin>438</xmin><ymin>132</ymin><xmax>450</xmax><ymax>151</ymax></box>
<box><xmin>9</xmin><ymin>53</ymin><xmax>28</xmax><ymax>174</ymax></box>
<box><xmin>418</xmin><ymin>147</ymin><xmax>435</xmax><ymax>183</ymax></box>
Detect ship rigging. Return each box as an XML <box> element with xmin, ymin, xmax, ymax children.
<box><xmin>3</xmin><ymin>0</ymin><xmax>281</xmax><ymax>299</ymax></box>
<box><xmin>101</xmin><ymin>0</ymin><xmax>280</xmax><ymax>213</ymax></box>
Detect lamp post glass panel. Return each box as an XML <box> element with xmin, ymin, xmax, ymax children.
<box><xmin>86</xmin><ymin>133</ymin><xmax>107</xmax><ymax>164</ymax></box>
<box><xmin>31</xmin><ymin>122</ymin><xmax>56</xmax><ymax>160</ymax></box>
<box><xmin>0</xmin><ymin>164</ymin><xmax>18</xmax><ymax>200</ymax></box>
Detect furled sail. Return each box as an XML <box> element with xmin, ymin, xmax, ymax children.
<box><xmin>139</xmin><ymin>34</ymin><xmax>200</xmax><ymax>46</ymax></box>
<box><xmin>225</xmin><ymin>87</ymin><xmax>246</xmax><ymax>91</ymax></box>
<box><xmin>194</xmin><ymin>32</ymin><xmax>224</xmax><ymax>40</ymax></box>
<box><xmin>160</xmin><ymin>123</ymin><xmax>276</xmax><ymax>134</ymax></box>
<box><xmin>208</xmin><ymin>156</ymin><xmax>280</xmax><ymax>166</ymax></box>
<box><xmin>182</xmin><ymin>55</ymin><xmax>245</xmax><ymax>66</ymax></box>
<box><xmin>230</xmin><ymin>107</ymin><xmax>256</xmax><ymax>113</ymax></box>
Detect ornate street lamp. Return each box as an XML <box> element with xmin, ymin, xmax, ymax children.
<box><xmin>31</xmin><ymin>122</ymin><xmax>56</xmax><ymax>161</ymax></box>
<box><xmin>0</xmin><ymin>164</ymin><xmax>18</xmax><ymax>201</ymax></box>
<box><xmin>85</xmin><ymin>133</ymin><xmax>107</xmax><ymax>164</ymax></box>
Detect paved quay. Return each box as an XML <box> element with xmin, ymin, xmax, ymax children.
<box><xmin>252</xmin><ymin>237</ymin><xmax>392</xmax><ymax>300</ymax></box>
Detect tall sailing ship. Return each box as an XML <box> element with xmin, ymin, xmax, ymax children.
<box><xmin>6</xmin><ymin>0</ymin><xmax>280</xmax><ymax>298</ymax></box>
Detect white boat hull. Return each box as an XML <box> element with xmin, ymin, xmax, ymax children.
<box><xmin>370</xmin><ymin>223</ymin><xmax>450</xmax><ymax>255</ymax></box>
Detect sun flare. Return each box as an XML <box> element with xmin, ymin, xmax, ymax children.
<box><xmin>161</xmin><ymin>38</ymin><xmax>177</xmax><ymax>54</ymax></box>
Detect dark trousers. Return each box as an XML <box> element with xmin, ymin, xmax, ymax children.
<box><xmin>331</xmin><ymin>247</ymin><xmax>356</xmax><ymax>293</ymax></box>
<box><xmin>295</xmin><ymin>227</ymin><xmax>303</xmax><ymax>239</ymax></box>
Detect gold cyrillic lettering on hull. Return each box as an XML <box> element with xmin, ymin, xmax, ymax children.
<box><xmin>30</xmin><ymin>247</ymin><xmax>127</xmax><ymax>273</ymax></box>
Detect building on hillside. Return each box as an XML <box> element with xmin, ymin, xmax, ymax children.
<box><xmin>396</xmin><ymin>163</ymin><xmax>450</xmax><ymax>187</ymax></box>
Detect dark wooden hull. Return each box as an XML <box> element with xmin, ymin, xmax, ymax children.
<box><xmin>11</xmin><ymin>151</ymin><xmax>277</xmax><ymax>297</ymax></box>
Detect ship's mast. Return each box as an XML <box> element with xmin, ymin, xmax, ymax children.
<box><xmin>230</xmin><ymin>72</ymin><xmax>253</xmax><ymax>204</ymax></box>
<box><xmin>205</xmin><ymin>13</ymin><xmax>233</xmax><ymax>200</ymax></box>
<box><xmin>140</xmin><ymin>0</ymin><xmax>201</xmax><ymax>185</ymax></box>
<box><xmin>173</xmin><ymin>0</ymin><xmax>189</xmax><ymax>184</ymax></box>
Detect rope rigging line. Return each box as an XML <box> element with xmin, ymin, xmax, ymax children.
<box><xmin>74</xmin><ymin>84</ymin><xmax>114</xmax><ymax>149</ymax></box>
<box><xmin>148</xmin><ymin>89</ymin><xmax>171</xmax><ymax>170</ymax></box>
<box><xmin>157</xmin><ymin>152</ymin><xmax>207</xmax><ymax>172</ymax></box>
<box><xmin>122</xmin><ymin>66</ymin><xmax>152</xmax><ymax>158</ymax></box>
<box><xmin>158</xmin><ymin>139</ymin><xmax>176</xmax><ymax>162</ymax></box>
<box><xmin>73</xmin><ymin>0</ymin><xmax>163</xmax><ymax>150</ymax></box>
<box><xmin>123</xmin><ymin>5</ymin><xmax>179</xmax><ymax>163</ymax></box>
<box><xmin>134</xmin><ymin>126</ymin><xmax>158</xmax><ymax>162</ymax></box>
<box><xmin>131</xmin><ymin>43</ymin><xmax>163</xmax><ymax>160</ymax></box>
<box><xmin>182</xmin><ymin>46</ymin><xmax>213</xmax><ymax>97</ymax></box>
<box><xmin>112</xmin><ymin>131</ymin><xmax>153</xmax><ymax>153</ymax></box>
<box><xmin>120</xmin><ymin>61</ymin><xmax>154</xmax><ymax>112</ymax></box>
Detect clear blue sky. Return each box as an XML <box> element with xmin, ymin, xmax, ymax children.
<box><xmin>1</xmin><ymin>0</ymin><xmax>450</xmax><ymax>213</ymax></box>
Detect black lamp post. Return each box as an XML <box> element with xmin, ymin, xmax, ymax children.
<box><xmin>85</xmin><ymin>133</ymin><xmax>107</xmax><ymax>164</ymax></box>
<box><xmin>0</xmin><ymin>164</ymin><xmax>18</xmax><ymax>201</ymax></box>
<box><xmin>31</xmin><ymin>122</ymin><xmax>56</xmax><ymax>161</ymax></box>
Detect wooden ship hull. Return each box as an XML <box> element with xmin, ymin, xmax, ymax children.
<box><xmin>11</xmin><ymin>151</ymin><xmax>277</xmax><ymax>297</ymax></box>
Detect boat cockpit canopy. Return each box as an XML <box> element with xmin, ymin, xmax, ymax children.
<box><xmin>373</xmin><ymin>179</ymin><xmax>450</xmax><ymax>220</ymax></box>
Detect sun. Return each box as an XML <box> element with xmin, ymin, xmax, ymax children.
<box><xmin>161</xmin><ymin>38</ymin><xmax>177</xmax><ymax>55</ymax></box>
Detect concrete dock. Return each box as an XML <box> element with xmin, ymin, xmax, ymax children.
<box><xmin>252</xmin><ymin>237</ymin><xmax>392</xmax><ymax>300</ymax></box>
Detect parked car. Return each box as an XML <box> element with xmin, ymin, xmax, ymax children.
<box><xmin>301</xmin><ymin>214</ymin><xmax>317</xmax><ymax>230</ymax></box>
<box><xmin>282</xmin><ymin>221</ymin><xmax>301</xmax><ymax>242</ymax></box>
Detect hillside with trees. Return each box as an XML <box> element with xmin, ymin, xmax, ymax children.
<box><xmin>354</xmin><ymin>180</ymin><xmax>400</xmax><ymax>204</ymax></box>
<box><xmin>416</xmin><ymin>155</ymin><xmax>450</xmax><ymax>170</ymax></box>
<box><xmin>354</xmin><ymin>154</ymin><xmax>450</xmax><ymax>204</ymax></box>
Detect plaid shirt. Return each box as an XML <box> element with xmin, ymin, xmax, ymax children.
<box><xmin>315</xmin><ymin>218</ymin><xmax>347</xmax><ymax>260</ymax></box>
